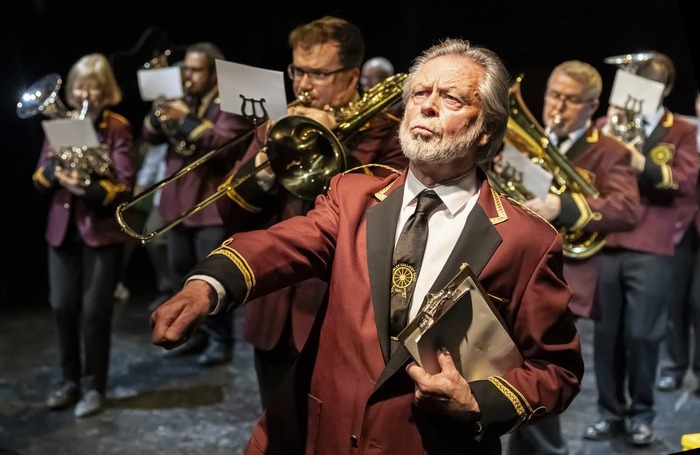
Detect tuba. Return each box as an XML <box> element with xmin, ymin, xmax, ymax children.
<box><xmin>496</xmin><ymin>75</ymin><xmax>604</xmax><ymax>259</ymax></box>
<box><xmin>17</xmin><ymin>73</ymin><xmax>112</xmax><ymax>187</ymax></box>
<box><xmin>116</xmin><ymin>73</ymin><xmax>408</xmax><ymax>244</ymax></box>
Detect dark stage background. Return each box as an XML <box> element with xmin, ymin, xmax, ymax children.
<box><xmin>1</xmin><ymin>0</ymin><xmax>698</xmax><ymax>309</ymax></box>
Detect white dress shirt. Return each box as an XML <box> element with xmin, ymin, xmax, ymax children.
<box><xmin>399</xmin><ymin>168</ymin><xmax>479</xmax><ymax>321</ymax></box>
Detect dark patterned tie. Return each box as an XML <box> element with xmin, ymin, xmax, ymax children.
<box><xmin>390</xmin><ymin>189</ymin><xmax>443</xmax><ymax>337</ymax></box>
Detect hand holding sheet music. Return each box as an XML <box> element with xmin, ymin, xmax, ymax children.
<box><xmin>398</xmin><ymin>264</ymin><xmax>523</xmax><ymax>381</ymax></box>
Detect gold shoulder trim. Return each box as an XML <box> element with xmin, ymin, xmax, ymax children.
<box><xmin>32</xmin><ymin>167</ymin><xmax>50</xmax><ymax>187</ymax></box>
<box><xmin>189</xmin><ymin>119</ymin><xmax>214</xmax><ymax>141</ymax></box>
<box><xmin>585</xmin><ymin>128</ymin><xmax>599</xmax><ymax>143</ymax></box>
<box><xmin>662</xmin><ymin>111</ymin><xmax>673</xmax><ymax>128</ymax></box>
<box><xmin>98</xmin><ymin>181</ymin><xmax>127</xmax><ymax>206</ymax></box>
<box><xmin>504</xmin><ymin>195</ymin><xmax>559</xmax><ymax>234</ymax></box>
<box><xmin>384</xmin><ymin>111</ymin><xmax>402</xmax><ymax>123</ymax></box>
<box><xmin>217</xmin><ymin>174</ymin><xmax>262</xmax><ymax>213</ymax></box>
<box><xmin>569</xmin><ymin>192</ymin><xmax>597</xmax><ymax>232</ymax></box>
<box><xmin>489</xmin><ymin>187</ymin><xmax>508</xmax><ymax>225</ymax></box>
<box><xmin>209</xmin><ymin>239</ymin><xmax>255</xmax><ymax>301</ymax></box>
<box><xmin>374</xmin><ymin>177</ymin><xmax>402</xmax><ymax>201</ymax></box>
<box><xmin>109</xmin><ymin>111</ymin><xmax>129</xmax><ymax>125</ymax></box>
<box><xmin>343</xmin><ymin>163</ymin><xmax>402</xmax><ymax>176</ymax></box>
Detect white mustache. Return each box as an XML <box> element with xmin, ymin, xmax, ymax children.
<box><xmin>409</xmin><ymin>119</ymin><xmax>443</xmax><ymax>136</ymax></box>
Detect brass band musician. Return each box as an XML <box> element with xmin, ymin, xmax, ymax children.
<box><xmin>507</xmin><ymin>60</ymin><xmax>641</xmax><ymax>454</ymax></box>
<box><xmin>141</xmin><ymin>42</ymin><xmax>254</xmax><ymax>366</ymax></box>
<box><xmin>585</xmin><ymin>52</ymin><xmax>698</xmax><ymax>446</ymax></box>
<box><xmin>32</xmin><ymin>53</ymin><xmax>135</xmax><ymax>418</ymax></box>
<box><xmin>214</xmin><ymin>16</ymin><xmax>408</xmax><ymax>409</ymax></box>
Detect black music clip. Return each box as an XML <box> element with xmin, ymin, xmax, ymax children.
<box><xmin>239</xmin><ymin>94</ymin><xmax>269</xmax><ymax>127</ymax></box>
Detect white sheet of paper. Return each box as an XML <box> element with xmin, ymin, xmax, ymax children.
<box><xmin>609</xmin><ymin>69</ymin><xmax>665</xmax><ymax>118</ymax></box>
<box><xmin>215</xmin><ymin>59</ymin><xmax>287</xmax><ymax>122</ymax></box>
<box><xmin>501</xmin><ymin>142</ymin><xmax>553</xmax><ymax>201</ymax></box>
<box><xmin>42</xmin><ymin>118</ymin><xmax>100</xmax><ymax>150</ymax></box>
<box><xmin>137</xmin><ymin>67</ymin><xmax>184</xmax><ymax>101</ymax></box>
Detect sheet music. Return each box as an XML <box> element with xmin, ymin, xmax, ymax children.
<box><xmin>215</xmin><ymin>59</ymin><xmax>288</xmax><ymax>121</ymax></box>
<box><xmin>137</xmin><ymin>66</ymin><xmax>184</xmax><ymax>101</ymax></box>
<box><xmin>609</xmin><ymin>69</ymin><xmax>665</xmax><ymax>118</ymax></box>
<box><xmin>501</xmin><ymin>142</ymin><xmax>553</xmax><ymax>201</ymax></box>
<box><xmin>41</xmin><ymin>118</ymin><xmax>100</xmax><ymax>150</ymax></box>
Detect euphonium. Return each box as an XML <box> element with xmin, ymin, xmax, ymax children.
<box><xmin>501</xmin><ymin>75</ymin><xmax>604</xmax><ymax>259</ymax></box>
<box><xmin>17</xmin><ymin>73</ymin><xmax>112</xmax><ymax>187</ymax></box>
<box><xmin>603</xmin><ymin>53</ymin><xmax>658</xmax><ymax>151</ymax></box>
<box><xmin>144</xmin><ymin>55</ymin><xmax>199</xmax><ymax>155</ymax></box>
<box><xmin>116</xmin><ymin>73</ymin><xmax>408</xmax><ymax>244</ymax></box>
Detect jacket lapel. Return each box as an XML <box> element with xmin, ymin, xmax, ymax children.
<box><xmin>566</xmin><ymin>125</ymin><xmax>598</xmax><ymax>162</ymax></box>
<box><xmin>372</xmin><ymin>180</ymin><xmax>503</xmax><ymax>394</ymax></box>
<box><xmin>367</xmin><ymin>182</ymin><xmax>405</xmax><ymax>364</ymax></box>
<box><xmin>643</xmin><ymin>109</ymin><xmax>672</xmax><ymax>154</ymax></box>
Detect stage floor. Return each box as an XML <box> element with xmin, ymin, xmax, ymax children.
<box><xmin>1</xmin><ymin>290</ymin><xmax>698</xmax><ymax>455</ymax></box>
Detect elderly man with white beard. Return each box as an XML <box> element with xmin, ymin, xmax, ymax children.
<box><xmin>150</xmin><ymin>38</ymin><xmax>583</xmax><ymax>455</ymax></box>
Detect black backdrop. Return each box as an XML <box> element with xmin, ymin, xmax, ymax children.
<box><xmin>1</xmin><ymin>0</ymin><xmax>697</xmax><ymax>308</ymax></box>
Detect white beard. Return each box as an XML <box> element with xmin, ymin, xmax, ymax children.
<box><xmin>399</xmin><ymin>117</ymin><xmax>482</xmax><ymax>164</ymax></box>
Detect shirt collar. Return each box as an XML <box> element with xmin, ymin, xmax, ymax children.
<box><xmin>404</xmin><ymin>167</ymin><xmax>478</xmax><ymax>216</ymax></box>
<box><xmin>643</xmin><ymin>106</ymin><xmax>665</xmax><ymax>135</ymax></box>
<box><xmin>552</xmin><ymin>119</ymin><xmax>590</xmax><ymax>145</ymax></box>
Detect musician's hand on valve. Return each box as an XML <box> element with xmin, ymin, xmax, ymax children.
<box><xmin>406</xmin><ymin>348</ymin><xmax>481</xmax><ymax>423</ymax></box>
<box><xmin>290</xmin><ymin>105</ymin><xmax>337</xmax><ymax>131</ymax></box>
<box><xmin>156</xmin><ymin>99</ymin><xmax>190</xmax><ymax>123</ymax></box>
<box><xmin>524</xmin><ymin>193</ymin><xmax>561</xmax><ymax>221</ymax></box>
<box><xmin>55</xmin><ymin>168</ymin><xmax>86</xmax><ymax>196</ymax></box>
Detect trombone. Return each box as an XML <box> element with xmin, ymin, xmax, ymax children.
<box><xmin>115</xmin><ymin>73</ymin><xmax>407</xmax><ymax>245</ymax></box>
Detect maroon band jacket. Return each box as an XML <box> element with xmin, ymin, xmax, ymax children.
<box><xmin>191</xmin><ymin>170</ymin><xmax>583</xmax><ymax>454</ymax></box>
<box><xmin>33</xmin><ymin>110</ymin><xmax>135</xmax><ymax>247</ymax></box>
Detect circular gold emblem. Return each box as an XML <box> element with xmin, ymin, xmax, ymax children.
<box><xmin>650</xmin><ymin>144</ymin><xmax>673</xmax><ymax>165</ymax></box>
<box><xmin>392</xmin><ymin>263</ymin><xmax>416</xmax><ymax>298</ymax></box>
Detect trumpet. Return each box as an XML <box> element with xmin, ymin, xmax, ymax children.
<box><xmin>116</xmin><ymin>73</ymin><xmax>407</xmax><ymax>244</ymax></box>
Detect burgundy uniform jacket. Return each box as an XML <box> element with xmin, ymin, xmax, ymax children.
<box><xmin>191</xmin><ymin>170</ymin><xmax>583</xmax><ymax>454</ymax></box>
<box><xmin>33</xmin><ymin>110</ymin><xmax>135</xmax><ymax>247</ymax></box>
<box><xmin>555</xmin><ymin>126</ymin><xmax>641</xmax><ymax>319</ymax></box>
<box><xmin>597</xmin><ymin>109</ymin><xmax>698</xmax><ymax>256</ymax></box>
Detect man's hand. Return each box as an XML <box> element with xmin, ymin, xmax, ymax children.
<box><xmin>55</xmin><ymin>169</ymin><xmax>86</xmax><ymax>196</ymax></box>
<box><xmin>524</xmin><ymin>193</ymin><xmax>561</xmax><ymax>221</ymax></box>
<box><xmin>157</xmin><ymin>99</ymin><xmax>190</xmax><ymax>123</ymax></box>
<box><xmin>288</xmin><ymin>105</ymin><xmax>337</xmax><ymax>131</ymax></box>
<box><xmin>406</xmin><ymin>348</ymin><xmax>481</xmax><ymax>423</ymax></box>
<box><xmin>624</xmin><ymin>142</ymin><xmax>646</xmax><ymax>174</ymax></box>
<box><xmin>150</xmin><ymin>280</ymin><xmax>216</xmax><ymax>350</ymax></box>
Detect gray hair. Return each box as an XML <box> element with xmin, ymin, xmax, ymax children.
<box><xmin>402</xmin><ymin>38</ymin><xmax>510</xmax><ymax>162</ymax></box>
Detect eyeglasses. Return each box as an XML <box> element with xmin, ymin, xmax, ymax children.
<box><xmin>545</xmin><ymin>90</ymin><xmax>595</xmax><ymax>106</ymax></box>
<box><xmin>287</xmin><ymin>64</ymin><xmax>350</xmax><ymax>82</ymax></box>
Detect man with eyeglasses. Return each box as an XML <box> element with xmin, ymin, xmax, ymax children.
<box><xmin>506</xmin><ymin>60</ymin><xmax>641</xmax><ymax>455</ymax></box>
<box><xmin>214</xmin><ymin>15</ymin><xmax>407</xmax><ymax>409</ymax></box>
<box><xmin>142</xmin><ymin>42</ymin><xmax>254</xmax><ymax>367</ymax></box>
